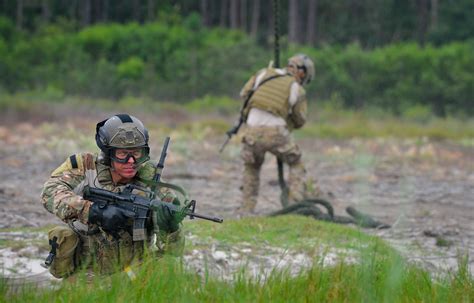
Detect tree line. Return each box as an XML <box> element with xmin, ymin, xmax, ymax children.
<box><xmin>1</xmin><ymin>0</ymin><xmax>473</xmax><ymax>48</ymax></box>
<box><xmin>1</xmin><ymin>18</ymin><xmax>472</xmax><ymax>116</ymax></box>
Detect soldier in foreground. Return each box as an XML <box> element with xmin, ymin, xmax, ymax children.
<box><xmin>238</xmin><ymin>54</ymin><xmax>315</xmax><ymax>214</ymax></box>
<box><xmin>41</xmin><ymin>114</ymin><xmax>185</xmax><ymax>278</ymax></box>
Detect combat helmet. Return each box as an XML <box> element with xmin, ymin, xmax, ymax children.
<box><xmin>287</xmin><ymin>54</ymin><xmax>315</xmax><ymax>85</ymax></box>
<box><xmin>95</xmin><ymin>114</ymin><xmax>150</xmax><ymax>165</ymax></box>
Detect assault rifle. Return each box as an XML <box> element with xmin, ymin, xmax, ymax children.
<box><xmin>84</xmin><ymin>136</ymin><xmax>223</xmax><ymax>241</ymax></box>
<box><xmin>219</xmin><ymin>98</ymin><xmax>249</xmax><ymax>153</ymax></box>
<box><xmin>84</xmin><ymin>185</ymin><xmax>223</xmax><ymax>241</ymax></box>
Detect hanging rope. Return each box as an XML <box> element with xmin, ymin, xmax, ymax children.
<box><xmin>272</xmin><ymin>0</ymin><xmax>290</xmax><ymax>208</ymax></box>
<box><xmin>273</xmin><ymin>0</ymin><xmax>280</xmax><ymax>69</ymax></box>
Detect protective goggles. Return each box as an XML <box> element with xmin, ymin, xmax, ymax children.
<box><xmin>110</xmin><ymin>147</ymin><xmax>150</xmax><ymax>164</ymax></box>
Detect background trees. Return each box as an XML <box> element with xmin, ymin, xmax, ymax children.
<box><xmin>2</xmin><ymin>0</ymin><xmax>472</xmax><ymax>47</ymax></box>
<box><xmin>0</xmin><ymin>0</ymin><xmax>472</xmax><ymax>116</ymax></box>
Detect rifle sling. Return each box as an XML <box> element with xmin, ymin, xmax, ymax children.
<box><xmin>138</xmin><ymin>178</ymin><xmax>190</xmax><ymax>201</ymax></box>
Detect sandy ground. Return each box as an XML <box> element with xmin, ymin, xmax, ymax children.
<box><xmin>0</xmin><ymin>118</ymin><xmax>473</xmax><ymax>280</ymax></box>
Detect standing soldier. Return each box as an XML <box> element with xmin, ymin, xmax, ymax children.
<box><xmin>238</xmin><ymin>54</ymin><xmax>315</xmax><ymax>214</ymax></box>
<box><xmin>41</xmin><ymin>114</ymin><xmax>185</xmax><ymax>278</ymax></box>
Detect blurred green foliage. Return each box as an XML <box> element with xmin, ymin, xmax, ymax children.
<box><xmin>0</xmin><ymin>16</ymin><xmax>472</xmax><ymax>116</ymax></box>
<box><xmin>184</xmin><ymin>95</ymin><xmax>239</xmax><ymax>115</ymax></box>
<box><xmin>1</xmin><ymin>94</ymin><xmax>472</xmax><ymax>141</ymax></box>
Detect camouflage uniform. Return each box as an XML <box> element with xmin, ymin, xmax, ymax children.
<box><xmin>240</xmin><ymin>67</ymin><xmax>308</xmax><ymax>212</ymax></box>
<box><xmin>41</xmin><ymin>152</ymin><xmax>183</xmax><ymax>275</ymax></box>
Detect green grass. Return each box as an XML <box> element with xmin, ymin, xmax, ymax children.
<box><xmin>183</xmin><ymin>95</ymin><xmax>239</xmax><ymax>115</ymax></box>
<box><xmin>1</xmin><ymin>217</ymin><xmax>473</xmax><ymax>302</ymax></box>
<box><xmin>184</xmin><ymin>216</ymin><xmax>376</xmax><ymax>251</ymax></box>
<box><xmin>297</xmin><ymin>104</ymin><xmax>474</xmax><ymax>141</ymax></box>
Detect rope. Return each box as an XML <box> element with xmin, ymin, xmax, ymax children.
<box><xmin>273</xmin><ymin>0</ymin><xmax>280</xmax><ymax>69</ymax></box>
<box><xmin>272</xmin><ymin>0</ymin><xmax>290</xmax><ymax>208</ymax></box>
<box><xmin>269</xmin><ymin>198</ymin><xmax>391</xmax><ymax>229</ymax></box>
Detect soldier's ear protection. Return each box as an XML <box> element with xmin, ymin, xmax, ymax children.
<box><xmin>303</xmin><ymin>55</ymin><xmax>312</xmax><ymax>84</ymax></box>
<box><xmin>294</xmin><ymin>55</ymin><xmax>309</xmax><ymax>83</ymax></box>
<box><xmin>95</xmin><ymin>118</ymin><xmax>109</xmax><ymax>154</ymax></box>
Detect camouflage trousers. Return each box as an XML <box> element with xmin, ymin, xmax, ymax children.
<box><xmin>240</xmin><ymin>126</ymin><xmax>306</xmax><ymax>212</ymax></box>
<box><xmin>76</xmin><ymin>230</ymin><xmax>144</xmax><ymax>275</ymax></box>
<box><xmin>75</xmin><ymin>228</ymin><xmax>183</xmax><ymax>276</ymax></box>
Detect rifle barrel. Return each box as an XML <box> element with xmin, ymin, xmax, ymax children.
<box><xmin>86</xmin><ymin>186</ymin><xmax>224</xmax><ymax>224</ymax></box>
<box><xmin>219</xmin><ymin>137</ymin><xmax>231</xmax><ymax>153</ymax></box>
<box><xmin>154</xmin><ymin>136</ymin><xmax>170</xmax><ymax>182</ymax></box>
<box><xmin>186</xmin><ymin>211</ymin><xmax>223</xmax><ymax>223</ymax></box>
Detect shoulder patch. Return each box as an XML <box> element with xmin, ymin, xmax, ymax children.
<box><xmin>51</xmin><ymin>154</ymin><xmax>84</xmax><ymax>177</ymax></box>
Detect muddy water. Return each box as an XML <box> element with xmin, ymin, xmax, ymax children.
<box><xmin>0</xmin><ymin>127</ymin><xmax>473</xmax><ymax>279</ymax></box>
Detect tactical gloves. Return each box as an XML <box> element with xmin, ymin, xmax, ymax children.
<box><xmin>154</xmin><ymin>199</ymin><xmax>186</xmax><ymax>233</ymax></box>
<box><xmin>88</xmin><ymin>202</ymin><xmax>135</xmax><ymax>234</ymax></box>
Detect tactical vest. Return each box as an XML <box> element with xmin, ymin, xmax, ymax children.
<box><xmin>245</xmin><ymin>68</ymin><xmax>295</xmax><ymax>120</ymax></box>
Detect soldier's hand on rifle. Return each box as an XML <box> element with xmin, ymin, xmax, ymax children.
<box><xmin>155</xmin><ymin>200</ymin><xmax>186</xmax><ymax>233</ymax></box>
<box><xmin>88</xmin><ymin>203</ymin><xmax>135</xmax><ymax>234</ymax></box>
